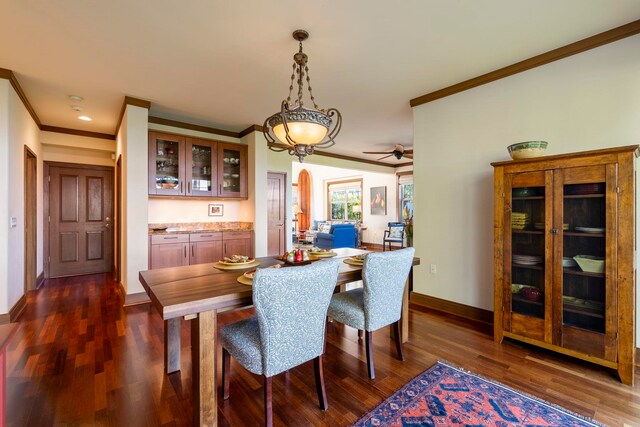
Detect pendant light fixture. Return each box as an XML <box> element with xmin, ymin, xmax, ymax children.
<box><xmin>263</xmin><ymin>29</ymin><xmax>342</xmax><ymax>162</ymax></box>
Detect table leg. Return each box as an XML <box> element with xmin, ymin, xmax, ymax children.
<box><xmin>191</xmin><ymin>310</ymin><xmax>217</xmax><ymax>427</ymax></box>
<box><xmin>165</xmin><ymin>318</ymin><xmax>181</xmax><ymax>374</ymax></box>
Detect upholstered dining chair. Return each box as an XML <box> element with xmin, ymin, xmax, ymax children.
<box><xmin>383</xmin><ymin>222</ymin><xmax>405</xmax><ymax>251</ymax></box>
<box><xmin>327</xmin><ymin>247</ymin><xmax>415</xmax><ymax>379</ymax></box>
<box><xmin>220</xmin><ymin>259</ymin><xmax>341</xmax><ymax>427</ymax></box>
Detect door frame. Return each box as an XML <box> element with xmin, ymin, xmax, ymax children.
<box><xmin>267</xmin><ymin>171</ymin><xmax>287</xmax><ymax>256</ymax></box>
<box><xmin>44</xmin><ymin>161</ymin><xmax>115</xmax><ymax>279</ymax></box>
<box><xmin>116</xmin><ymin>155</ymin><xmax>122</xmax><ymax>282</ymax></box>
<box><xmin>24</xmin><ymin>146</ymin><xmax>37</xmax><ymax>292</ymax></box>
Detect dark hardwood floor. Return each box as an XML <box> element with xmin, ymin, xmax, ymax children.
<box><xmin>6</xmin><ymin>273</ymin><xmax>640</xmax><ymax>426</ymax></box>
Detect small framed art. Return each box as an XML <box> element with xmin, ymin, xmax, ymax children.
<box><xmin>208</xmin><ymin>204</ymin><xmax>223</xmax><ymax>216</ymax></box>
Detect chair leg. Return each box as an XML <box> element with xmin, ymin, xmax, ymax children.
<box><xmin>264</xmin><ymin>376</ymin><xmax>273</xmax><ymax>427</ymax></box>
<box><xmin>393</xmin><ymin>320</ymin><xmax>405</xmax><ymax>361</ymax></box>
<box><xmin>358</xmin><ymin>329</ymin><xmax>363</xmax><ymax>340</ymax></box>
<box><xmin>365</xmin><ymin>331</ymin><xmax>375</xmax><ymax>379</ymax></box>
<box><xmin>313</xmin><ymin>355</ymin><xmax>328</xmax><ymax>410</ymax></box>
<box><xmin>222</xmin><ymin>347</ymin><xmax>231</xmax><ymax>400</ymax></box>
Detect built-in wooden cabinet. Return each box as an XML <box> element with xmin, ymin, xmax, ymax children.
<box><xmin>222</xmin><ymin>231</ymin><xmax>252</xmax><ymax>258</ymax></box>
<box><xmin>148</xmin><ymin>131</ymin><xmax>247</xmax><ymax>199</ymax></box>
<box><xmin>492</xmin><ymin>145</ymin><xmax>637</xmax><ymax>385</ymax></box>
<box><xmin>149</xmin><ymin>231</ymin><xmax>253</xmax><ymax>269</ymax></box>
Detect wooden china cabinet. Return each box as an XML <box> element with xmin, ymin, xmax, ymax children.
<box><xmin>148</xmin><ymin>131</ymin><xmax>247</xmax><ymax>199</ymax></box>
<box><xmin>492</xmin><ymin>145</ymin><xmax>637</xmax><ymax>385</ymax></box>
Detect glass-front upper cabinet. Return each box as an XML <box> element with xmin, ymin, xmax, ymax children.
<box><xmin>217</xmin><ymin>142</ymin><xmax>248</xmax><ymax>198</ymax></box>
<box><xmin>186</xmin><ymin>138</ymin><xmax>218</xmax><ymax>197</ymax></box>
<box><xmin>506</xmin><ymin>171</ymin><xmax>552</xmax><ymax>342</ymax></box>
<box><xmin>148</xmin><ymin>132</ymin><xmax>186</xmax><ymax>195</ymax></box>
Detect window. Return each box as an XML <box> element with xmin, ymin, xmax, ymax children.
<box><xmin>327</xmin><ymin>179</ymin><xmax>362</xmax><ymax>221</ymax></box>
<box><xmin>398</xmin><ymin>173</ymin><xmax>413</xmax><ymax>220</ymax></box>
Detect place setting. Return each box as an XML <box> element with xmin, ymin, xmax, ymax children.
<box><xmin>343</xmin><ymin>253</ymin><xmax>367</xmax><ymax>266</ymax></box>
<box><xmin>236</xmin><ymin>264</ymin><xmax>282</xmax><ymax>285</ymax></box>
<box><xmin>212</xmin><ymin>255</ymin><xmax>260</xmax><ymax>270</ymax></box>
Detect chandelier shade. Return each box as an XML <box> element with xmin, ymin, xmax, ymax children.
<box><xmin>263</xmin><ymin>30</ymin><xmax>341</xmax><ymax>162</ymax></box>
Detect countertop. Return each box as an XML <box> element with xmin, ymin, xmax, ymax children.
<box><xmin>148</xmin><ymin>221</ymin><xmax>253</xmax><ymax>235</ymax></box>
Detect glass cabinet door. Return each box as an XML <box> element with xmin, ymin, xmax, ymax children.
<box><xmin>509</xmin><ymin>175</ymin><xmax>549</xmax><ymax>324</ymax></box>
<box><xmin>187</xmin><ymin>139</ymin><xmax>217</xmax><ymax>197</ymax></box>
<box><xmin>217</xmin><ymin>143</ymin><xmax>247</xmax><ymax>198</ymax></box>
<box><xmin>556</xmin><ymin>165</ymin><xmax>614</xmax><ymax>360</ymax></box>
<box><xmin>149</xmin><ymin>133</ymin><xmax>185</xmax><ymax>195</ymax></box>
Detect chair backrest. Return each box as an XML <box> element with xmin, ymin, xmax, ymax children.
<box><xmin>385</xmin><ymin>222</ymin><xmax>405</xmax><ymax>240</ymax></box>
<box><xmin>252</xmin><ymin>259</ymin><xmax>341</xmax><ymax>377</ymax></box>
<box><xmin>362</xmin><ymin>247</ymin><xmax>415</xmax><ymax>330</ymax></box>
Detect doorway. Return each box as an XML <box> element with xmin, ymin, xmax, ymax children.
<box><xmin>267</xmin><ymin>172</ymin><xmax>286</xmax><ymax>256</ymax></box>
<box><xmin>24</xmin><ymin>146</ymin><xmax>37</xmax><ymax>291</ymax></box>
<box><xmin>45</xmin><ymin>162</ymin><xmax>114</xmax><ymax>278</ymax></box>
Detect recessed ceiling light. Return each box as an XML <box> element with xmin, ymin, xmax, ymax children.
<box><xmin>78</xmin><ymin>115</ymin><xmax>92</xmax><ymax>121</ymax></box>
<box><xmin>69</xmin><ymin>95</ymin><xmax>83</xmax><ymax>102</ymax></box>
<box><xmin>71</xmin><ymin>105</ymin><xmax>82</xmax><ymax>111</ymax></box>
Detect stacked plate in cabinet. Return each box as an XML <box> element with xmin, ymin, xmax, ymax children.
<box><xmin>512</xmin><ymin>254</ymin><xmax>543</xmax><ymax>265</ymax></box>
<box><xmin>511</xmin><ymin>212</ymin><xmax>529</xmax><ymax>230</ymax></box>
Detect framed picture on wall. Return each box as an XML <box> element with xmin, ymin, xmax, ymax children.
<box><xmin>370</xmin><ymin>186</ymin><xmax>386</xmax><ymax>215</ymax></box>
<box><xmin>208</xmin><ymin>204</ymin><xmax>223</xmax><ymax>216</ymax></box>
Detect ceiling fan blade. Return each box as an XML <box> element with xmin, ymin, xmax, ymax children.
<box><xmin>363</xmin><ymin>151</ymin><xmax>393</xmax><ymax>154</ymax></box>
<box><xmin>404</xmin><ymin>149</ymin><xmax>413</xmax><ymax>154</ymax></box>
<box><xmin>377</xmin><ymin>154</ymin><xmax>393</xmax><ymax>160</ymax></box>
<box><xmin>404</xmin><ymin>153</ymin><xmax>413</xmax><ymax>159</ymax></box>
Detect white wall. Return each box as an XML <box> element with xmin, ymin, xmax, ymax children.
<box><xmin>41</xmin><ymin>131</ymin><xmax>116</xmax><ymax>167</ymax></box>
<box><xmin>412</xmin><ymin>36</ymin><xmax>640</xmax><ymax>339</ymax></box>
<box><xmin>118</xmin><ymin>105</ymin><xmax>149</xmax><ymax>295</ymax></box>
<box><xmin>292</xmin><ymin>162</ymin><xmax>399</xmax><ymax>244</ymax></box>
<box><xmin>0</xmin><ymin>79</ymin><xmax>42</xmax><ymax>314</ymax></box>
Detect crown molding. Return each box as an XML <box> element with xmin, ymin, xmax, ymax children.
<box><xmin>40</xmin><ymin>125</ymin><xmax>115</xmax><ymax>140</ymax></box>
<box><xmin>410</xmin><ymin>19</ymin><xmax>640</xmax><ymax>107</ymax></box>
<box><xmin>239</xmin><ymin>124</ymin><xmax>264</xmax><ymax>138</ymax></box>
<box><xmin>148</xmin><ymin>116</ymin><xmax>239</xmax><ymax>139</ymax></box>
<box><xmin>115</xmin><ymin>96</ymin><xmax>151</xmax><ymax>135</ymax></box>
<box><xmin>0</xmin><ymin>68</ymin><xmax>41</xmax><ymax>126</ymax></box>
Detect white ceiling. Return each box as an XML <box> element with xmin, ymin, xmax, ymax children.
<box><xmin>1</xmin><ymin>1</ymin><xmax>639</xmax><ymax>163</ymax></box>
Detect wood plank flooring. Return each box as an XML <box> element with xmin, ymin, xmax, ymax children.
<box><xmin>5</xmin><ymin>273</ymin><xmax>640</xmax><ymax>426</ymax></box>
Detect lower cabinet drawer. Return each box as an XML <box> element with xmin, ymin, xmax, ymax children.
<box><xmin>151</xmin><ymin>234</ymin><xmax>190</xmax><ymax>244</ymax></box>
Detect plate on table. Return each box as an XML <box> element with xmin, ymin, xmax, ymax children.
<box><xmin>575</xmin><ymin>227</ymin><xmax>605</xmax><ymax>234</ymax></box>
<box><xmin>236</xmin><ymin>275</ymin><xmax>253</xmax><ymax>285</ymax></box>
<box><xmin>213</xmin><ymin>260</ymin><xmax>260</xmax><ymax>270</ymax></box>
<box><xmin>218</xmin><ymin>256</ymin><xmax>254</xmax><ymax>266</ymax></box>
<box><xmin>343</xmin><ymin>254</ymin><xmax>366</xmax><ymax>266</ymax></box>
<box><xmin>309</xmin><ymin>250</ymin><xmax>337</xmax><ymax>258</ymax></box>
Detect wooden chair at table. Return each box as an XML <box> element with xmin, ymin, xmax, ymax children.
<box><xmin>220</xmin><ymin>259</ymin><xmax>341</xmax><ymax>427</ymax></box>
<box><xmin>382</xmin><ymin>222</ymin><xmax>405</xmax><ymax>251</ymax></box>
<box><xmin>327</xmin><ymin>247</ymin><xmax>415</xmax><ymax>379</ymax></box>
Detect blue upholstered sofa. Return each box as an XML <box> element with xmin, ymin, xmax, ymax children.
<box><xmin>314</xmin><ymin>223</ymin><xmax>357</xmax><ymax>249</ymax></box>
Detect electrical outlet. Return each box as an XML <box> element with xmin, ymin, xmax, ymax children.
<box><xmin>430</xmin><ymin>264</ymin><xmax>437</xmax><ymax>274</ymax></box>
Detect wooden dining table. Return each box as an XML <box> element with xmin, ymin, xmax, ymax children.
<box><xmin>139</xmin><ymin>247</ymin><xmax>420</xmax><ymax>427</ymax></box>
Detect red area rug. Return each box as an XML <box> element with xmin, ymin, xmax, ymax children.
<box><xmin>354</xmin><ymin>361</ymin><xmax>604</xmax><ymax>427</ymax></box>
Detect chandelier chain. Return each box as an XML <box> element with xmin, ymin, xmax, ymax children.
<box><xmin>286</xmin><ymin>63</ymin><xmax>296</xmax><ymax>105</ymax></box>
<box><xmin>305</xmin><ymin>65</ymin><xmax>319</xmax><ymax>110</ymax></box>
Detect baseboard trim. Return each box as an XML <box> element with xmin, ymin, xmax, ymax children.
<box><xmin>9</xmin><ymin>294</ymin><xmax>27</xmax><ymax>322</ymax></box>
<box><xmin>36</xmin><ymin>272</ymin><xmax>45</xmax><ymax>289</ymax></box>
<box><xmin>410</xmin><ymin>292</ymin><xmax>493</xmax><ymax>325</ymax></box>
<box><xmin>124</xmin><ymin>291</ymin><xmax>151</xmax><ymax>307</ymax></box>
<box><xmin>0</xmin><ymin>313</ymin><xmax>9</xmax><ymax>325</ymax></box>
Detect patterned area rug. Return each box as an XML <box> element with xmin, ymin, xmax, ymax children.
<box><xmin>354</xmin><ymin>361</ymin><xmax>604</xmax><ymax>427</ymax></box>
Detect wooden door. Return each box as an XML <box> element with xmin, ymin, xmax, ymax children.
<box><xmin>151</xmin><ymin>243</ymin><xmax>189</xmax><ymax>269</ymax></box>
<box><xmin>503</xmin><ymin>170</ymin><xmax>553</xmax><ymax>343</ymax></box>
<box><xmin>554</xmin><ymin>164</ymin><xmax>616</xmax><ymax>361</ymax></box>
<box><xmin>267</xmin><ymin>172</ymin><xmax>286</xmax><ymax>256</ymax></box>
<box><xmin>217</xmin><ymin>143</ymin><xmax>248</xmax><ymax>198</ymax></box>
<box><xmin>223</xmin><ymin>239</ymin><xmax>250</xmax><ymax>258</ymax></box>
<box><xmin>49</xmin><ymin>164</ymin><xmax>113</xmax><ymax>277</ymax></box>
<box><xmin>186</xmin><ymin>137</ymin><xmax>218</xmax><ymax>197</ymax></box>
<box><xmin>190</xmin><ymin>241</ymin><xmax>223</xmax><ymax>265</ymax></box>
<box><xmin>148</xmin><ymin>132</ymin><xmax>186</xmax><ymax>196</ymax></box>
<box><xmin>298</xmin><ymin>169</ymin><xmax>311</xmax><ymax>231</ymax></box>
<box><xmin>24</xmin><ymin>147</ymin><xmax>37</xmax><ymax>291</ymax></box>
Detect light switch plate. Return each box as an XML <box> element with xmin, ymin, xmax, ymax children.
<box><xmin>10</xmin><ymin>217</ymin><xmax>17</xmax><ymax>228</ymax></box>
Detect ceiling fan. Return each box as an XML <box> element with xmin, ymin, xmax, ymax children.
<box><xmin>363</xmin><ymin>144</ymin><xmax>413</xmax><ymax>160</ymax></box>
